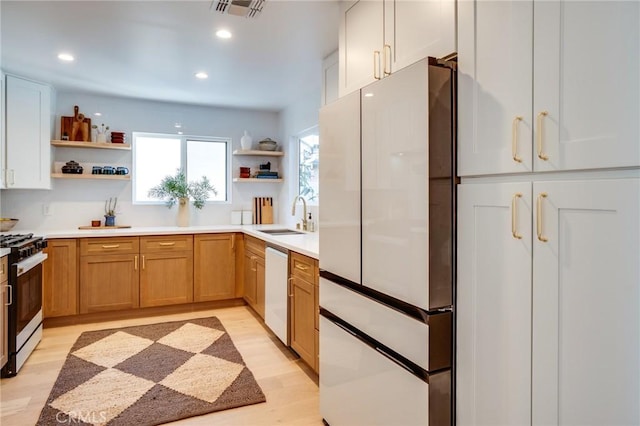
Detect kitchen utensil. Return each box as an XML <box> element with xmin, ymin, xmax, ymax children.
<box><xmin>92</xmin><ymin>166</ymin><xmax>103</xmax><ymax>175</ymax></box>
<box><xmin>0</xmin><ymin>218</ymin><xmax>19</xmax><ymax>232</ymax></box>
<box><xmin>262</xmin><ymin>198</ymin><xmax>274</xmax><ymax>224</ymax></box>
<box><xmin>116</xmin><ymin>167</ymin><xmax>129</xmax><ymax>175</ymax></box>
<box><xmin>102</xmin><ymin>166</ymin><xmax>115</xmax><ymax>175</ymax></box>
<box><xmin>61</xmin><ymin>105</ymin><xmax>91</xmax><ymax>142</ymax></box>
<box><xmin>258</xmin><ymin>138</ymin><xmax>278</xmax><ymax>151</ymax></box>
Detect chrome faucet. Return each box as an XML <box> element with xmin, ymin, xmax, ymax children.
<box><xmin>291</xmin><ymin>195</ymin><xmax>308</xmax><ymax>231</ymax></box>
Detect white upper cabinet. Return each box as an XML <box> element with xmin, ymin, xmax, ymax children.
<box><xmin>533</xmin><ymin>1</ymin><xmax>640</xmax><ymax>172</ymax></box>
<box><xmin>458</xmin><ymin>0</ymin><xmax>640</xmax><ymax>176</ymax></box>
<box><xmin>319</xmin><ymin>91</ymin><xmax>361</xmax><ymax>284</ymax></box>
<box><xmin>458</xmin><ymin>0</ymin><xmax>534</xmax><ymax>176</ymax></box>
<box><xmin>5</xmin><ymin>75</ymin><xmax>52</xmax><ymax>189</ymax></box>
<box><xmin>339</xmin><ymin>0</ymin><xmax>455</xmax><ymax>98</ymax></box>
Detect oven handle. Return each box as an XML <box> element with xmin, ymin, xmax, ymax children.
<box><xmin>16</xmin><ymin>252</ymin><xmax>48</xmax><ymax>277</ymax></box>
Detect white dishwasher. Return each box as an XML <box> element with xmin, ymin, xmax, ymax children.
<box><xmin>265</xmin><ymin>246</ymin><xmax>289</xmax><ymax>345</ymax></box>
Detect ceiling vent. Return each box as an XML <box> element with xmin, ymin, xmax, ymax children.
<box><xmin>211</xmin><ymin>0</ymin><xmax>266</xmax><ymax>18</ymax></box>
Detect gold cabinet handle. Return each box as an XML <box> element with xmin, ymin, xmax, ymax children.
<box><xmin>142</xmin><ymin>255</ymin><xmax>146</xmax><ymax>270</ymax></box>
<box><xmin>134</xmin><ymin>255</ymin><xmax>138</xmax><ymax>270</ymax></box>
<box><xmin>288</xmin><ymin>277</ymin><xmax>294</xmax><ymax>297</ymax></box>
<box><xmin>295</xmin><ymin>264</ymin><xmax>309</xmax><ymax>271</ymax></box>
<box><xmin>373</xmin><ymin>51</ymin><xmax>381</xmax><ymax>80</ymax></box>
<box><xmin>383</xmin><ymin>44</ymin><xmax>391</xmax><ymax>76</ymax></box>
<box><xmin>511</xmin><ymin>193</ymin><xmax>523</xmax><ymax>239</ymax></box>
<box><xmin>102</xmin><ymin>244</ymin><xmax>120</xmax><ymax>249</ymax></box>
<box><xmin>536</xmin><ymin>111</ymin><xmax>549</xmax><ymax>160</ymax></box>
<box><xmin>536</xmin><ymin>192</ymin><xmax>548</xmax><ymax>242</ymax></box>
<box><xmin>512</xmin><ymin>116</ymin><xmax>523</xmax><ymax>163</ymax></box>
<box><xmin>251</xmin><ymin>256</ymin><xmax>257</xmax><ymax>272</ymax></box>
<box><xmin>231</xmin><ymin>234</ymin><xmax>235</xmax><ymax>251</ymax></box>
<box><xmin>158</xmin><ymin>242</ymin><xmax>176</xmax><ymax>247</ymax></box>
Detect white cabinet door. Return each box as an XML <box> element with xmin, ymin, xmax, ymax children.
<box><xmin>338</xmin><ymin>0</ymin><xmax>384</xmax><ymax>98</ymax></box>
<box><xmin>533</xmin><ymin>1</ymin><xmax>639</xmax><ymax>171</ymax></box>
<box><xmin>5</xmin><ymin>75</ymin><xmax>51</xmax><ymax>189</ymax></box>
<box><xmin>532</xmin><ymin>178</ymin><xmax>640</xmax><ymax>426</ymax></box>
<box><xmin>385</xmin><ymin>0</ymin><xmax>456</xmax><ymax>74</ymax></box>
<box><xmin>361</xmin><ymin>59</ymin><xmax>430</xmax><ymax>309</ymax></box>
<box><xmin>457</xmin><ymin>182</ymin><xmax>533</xmax><ymax>426</ymax></box>
<box><xmin>0</xmin><ymin>73</ymin><xmax>5</xmax><ymax>189</ymax></box>
<box><xmin>458</xmin><ymin>0</ymin><xmax>533</xmax><ymax>176</ymax></box>
<box><xmin>319</xmin><ymin>91</ymin><xmax>361</xmax><ymax>284</ymax></box>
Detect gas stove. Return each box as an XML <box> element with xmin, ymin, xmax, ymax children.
<box><xmin>0</xmin><ymin>233</ymin><xmax>47</xmax><ymax>262</ymax></box>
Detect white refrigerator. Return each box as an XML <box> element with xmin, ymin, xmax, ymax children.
<box><xmin>319</xmin><ymin>57</ymin><xmax>457</xmax><ymax>425</ymax></box>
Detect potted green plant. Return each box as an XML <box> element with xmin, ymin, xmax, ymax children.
<box><xmin>104</xmin><ymin>197</ymin><xmax>117</xmax><ymax>226</ymax></box>
<box><xmin>148</xmin><ymin>169</ymin><xmax>217</xmax><ymax>226</ymax></box>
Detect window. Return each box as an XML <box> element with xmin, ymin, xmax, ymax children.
<box><xmin>133</xmin><ymin>132</ymin><xmax>230</xmax><ymax>204</ymax></box>
<box><xmin>298</xmin><ymin>128</ymin><xmax>319</xmax><ymax>204</ymax></box>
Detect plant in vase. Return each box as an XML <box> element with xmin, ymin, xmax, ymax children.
<box><xmin>104</xmin><ymin>197</ymin><xmax>117</xmax><ymax>226</ymax></box>
<box><xmin>92</xmin><ymin>123</ymin><xmax>110</xmax><ymax>143</ymax></box>
<box><xmin>147</xmin><ymin>169</ymin><xmax>217</xmax><ymax>227</ymax></box>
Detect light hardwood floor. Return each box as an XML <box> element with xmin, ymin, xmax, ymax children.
<box><xmin>0</xmin><ymin>306</ymin><xmax>322</xmax><ymax>426</ymax></box>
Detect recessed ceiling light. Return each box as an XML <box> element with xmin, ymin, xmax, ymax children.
<box><xmin>174</xmin><ymin>123</ymin><xmax>182</xmax><ymax>128</ymax></box>
<box><xmin>177</xmin><ymin>131</ymin><xmax>184</xmax><ymax>135</ymax></box>
<box><xmin>216</xmin><ymin>29</ymin><xmax>232</xmax><ymax>39</ymax></box>
<box><xmin>195</xmin><ymin>72</ymin><xmax>208</xmax><ymax>79</ymax></box>
<box><xmin>364</xmin><ymin>92</ymin><xmax>374</xmax><ymax>98</ymax></box>
<box><xmin>57</xmin><ymin>53</ymin><xmax>74</xmax><ymax>62</ymax></box>
<box><xmin>94</xmin><ymin>112</ymin><xmax>102</xmax><ymax>117</ymax></box>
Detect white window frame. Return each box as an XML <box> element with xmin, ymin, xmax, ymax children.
<box><xmin>132</xmin><ymin>132</ymin><xmax>232</xmax><ymax>205</ymax></box>
<box><xmin>296</xmin><ymin>125</ymin><xmax>320</xmax><ymax>206</ymax></box>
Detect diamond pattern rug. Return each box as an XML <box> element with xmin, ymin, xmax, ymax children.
<box><xmin>37</xmin><ymin>317</ymin><xmax>266</xmax><ymax>426</ymax></box>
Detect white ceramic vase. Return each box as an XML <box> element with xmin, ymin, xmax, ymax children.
<box><xmin>96</xmin><ymin>133</ymin><xmax>107</xmax><ymax>143</ymax></box>
<box><xmin>240</xmin><ymin>130</ymin><xmax>252</xmax><ymax>151</ymax></box>
<box><xmin>177</xmin><ymin>198</ymin><xmax>189</xmax><ymax>227</ymax></box>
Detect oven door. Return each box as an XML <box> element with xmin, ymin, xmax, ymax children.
<box><xmin>15</xmin><ymin>252</ymin><xmax>47</xmax><ymax>334</ymax></box>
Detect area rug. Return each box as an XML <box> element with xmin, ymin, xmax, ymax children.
<box><xmin>37</xmin><ymin>316</ymin><xmax>266</xmax><ymax>426</ymax></box>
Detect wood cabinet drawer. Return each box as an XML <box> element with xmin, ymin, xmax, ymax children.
<box><xmin>80</xmin><ymin>237</ymin><xmax>139</xmax><ymax>256</ymax></box>
<box><xmin>140</xmin><ymin>235</ymin><xmax>193</xmax><ymax>253</ymax></box>
<box><xmin>245</xmin><ymin>235</ymin><xmax>265</xmax><ymax>257</ymax></box>
<box><xmin>0</xmin><ymin>256</ymin><xmax>8</xmax><ymax>283</ymax></box>
<box><xmin>290</xmin><ymin>251</ymin><xmax>318</xmax><ymax>283</ymax></box>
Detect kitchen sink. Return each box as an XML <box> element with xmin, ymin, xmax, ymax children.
<box><xmin>259</xmin><ymin>229</ymin><xmax>305</xmax><ymax>236</ymax></box>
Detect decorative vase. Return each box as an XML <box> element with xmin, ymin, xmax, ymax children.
<box><xmin>96</xmin><ymin>133</ymin><xmax>107</xmax><ymax>143</ymax></box>
<box><xmin>177</xmin><ymin>198</ymin><xmax>189</xmax><ymax>227</ymax></box>
<box><xmin>104</xmin><ymin>215</ymin><xmax>115</xmax><ymax>227</ymax></box>
<box><xmin>240</xmin><ymin>130</ymin><xmax>252</xmax><ymax>151</ymax></box>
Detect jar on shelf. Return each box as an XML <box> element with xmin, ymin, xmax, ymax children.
<box><xmin>240</xmin><ymin>130</ymin><xmax>252</xmax><ymax>150</ymax></box>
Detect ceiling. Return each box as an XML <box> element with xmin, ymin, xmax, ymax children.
<box><xmin>0</xmin><ymin>0</ymin><xmax>340</xmax><ymax>111</ymax></box>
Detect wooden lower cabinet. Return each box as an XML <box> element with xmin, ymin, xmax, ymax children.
<box><xmin>1</xmin><ymin>256</ymin><xmax>8</xmax><ymax>368</ymax></box>
<box><xmin>290</xmin><ymin>275</ymin><xmax>316</xmax><ymax>369</ymax></box>
<box><xmin>80</xmin><ymin>254</ymin><xmax>139</xmax><ymax>313</ymax></box>
<box><xmin>194</xmin><ymin>234</ymin><xmax>236</xmax><ymax>302</ymax></box>
<box><xmin>43</xmin><ymin>239</ymin><xmax>78</xmax><ymax>317</ymax></box>
<box><xmin>140</xmin><ymin>251</ymin><xmax>193</xmax><ymax>307</ymax></box>
<box><xmin>244</xmin><ymin>238</ymin><xmax>265</xmax><ymax>319</ymax></box>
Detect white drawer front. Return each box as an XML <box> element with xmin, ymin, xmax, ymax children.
<box><xmin>320</xmin><ymin>277</ymin><xmax>430</xmax><ymax>371</ymax></box>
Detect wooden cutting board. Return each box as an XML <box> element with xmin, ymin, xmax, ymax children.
<box><xmin>253</xmin><ymin>197</ymin><xmax>273</xmax><ymax>224</ymax></box>
<box><xmin>61</xmin><ymin>105</ymin><xmax>91</xmax><ymax>142</ymax></box>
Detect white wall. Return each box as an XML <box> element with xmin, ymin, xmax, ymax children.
<box><xmin>277</xmin><ymin>86</ymin><xmax>322</xmax><ymax>229</ymax></box>
<box><xmin>1</xmin><ymin>92</ymin><xmax>284</xmax><ymax>231</ymax></box>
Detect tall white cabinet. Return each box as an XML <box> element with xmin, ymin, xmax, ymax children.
<box><xmin>5</xmin><ymin>75</ymin><xmax>52</xmax><ymax>189</ymax></box>
<box><xmin>457</xmin><ymin>1</ymin><xmax>640</xmax><ymax>425</ymax></box>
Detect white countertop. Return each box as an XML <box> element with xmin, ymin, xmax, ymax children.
<box><xmin>0</xmin><ymin>248</ymin><xmax>11</xmax><ymax>258</ymax></box>
<box><xmin>38</xmin><ymin>224</ymin><xmax>319</xmax><ymax>259</ymax></box>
